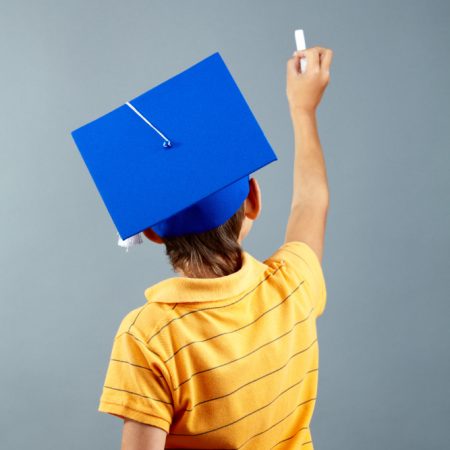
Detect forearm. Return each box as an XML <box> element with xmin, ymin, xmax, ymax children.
<box><xmin>289</xmin><ymin>109</ymin><xmax>329</xmax><ymax>210</ymax></box>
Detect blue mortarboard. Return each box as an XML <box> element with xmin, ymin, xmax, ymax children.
<box><xmin>71</xmin><ymin>52</ymin><xmax>277</xmax><ymax>247</ymax></box>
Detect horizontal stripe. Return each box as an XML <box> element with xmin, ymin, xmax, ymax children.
<box><xmin>183</xmin><ymin>316</ymin><xmax>317</xmax><ymax>410</ymax></box>
<box><xmin>165</xmin><ymin>280</ymin><xmax>306</xmax><ymax>364</ymax></box>
<box><xmin>110</xmin><ymin>358</ymin><xmax>164</xmax><ymax>378</ymax></box>
<box><xmin>114</xmin><ymin>304</ymin><xmax>151</xmax><ymax>341</ymax></box>
<box><xmin>282</xmin><ymin>248</ymin><xmax>313</xmax><ymax>273</ymax></box>
<box><xmin>187</xmin><ymin>366</ymin><xmax>317</xmax><ymax>412</ymax></box>
<box><xmin>302</xmin><ymin>440</ymin><xmax>312</xmax><ymax>446</ymax></box>
<box><xmin>172</xmin><ymin>375</ymin><xmax>317</xmax><ymax>437</ymax></box>
<box><xmin>119</xmin><ymin>331</ymin><xmax>162</xmax><ymax>358</ymax></box>
<box><xmin>270</xmin><ymin>427</ymin><xmax>308</xmax><ymax>449</ymax></box>
<box><xmin>236</xmin><ymin>398</ymin><xmax>316</xmax><ymax>449</ymax></box>
<box><xmin>146</xmin><ymin>265</ymin><xmax>283</xmax><ymax>344</ymax></box>
<box><xmin>128</xmin><ymin>304</ymin><xmax>149</xmax><ymax>332</ymax></box>
<box><xmin>115</xmin><ymin>302</ymin><xmax>178</xmax><ymax>341</ymax></box>
<box><xmin>174</xmin><ymin>324</ymin><xmax>317</xmax><ymax>391</ymax></box>
<box><xmin>111</xmin><ymin>331</ymin><xmax>161</xmax><ymax>362</ymax></box>
<box><xmin>99</xmin><ymin>399</ymin><xmax>172</xmax><ymax>427</ymax></box>
<box><xmin>284</xmin><ymin>247</ymin><xmax>320</xmax><ymax>293</ymax></box>
<box><xmin>103</xmin><ymin>385</ymin><xmax>172</xmax><ymax>404</ymax></box>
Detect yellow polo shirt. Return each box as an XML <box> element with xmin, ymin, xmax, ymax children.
<box><xmin>98</xmin><ymin>240</ymin><xmax>327</xmax><ymax>449</ymax></box>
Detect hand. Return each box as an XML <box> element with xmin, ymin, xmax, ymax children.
<box><xmin>286</xmin><ymin>46</ymin><xmax>333</xmax><ymax>115</ymax></box>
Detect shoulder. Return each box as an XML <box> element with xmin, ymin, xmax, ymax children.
<box><xmin>264</xmin><ymin>241</ymin><xmax>323</xmax><ymax>272</ymax></box>
<box><xmin>264</xmin><ymin>240</ymin><xmax>327</xmax><ymax>318</ymax></box>
<box><xmin>264</xmin><ymin>240</ymin><xmax>324</xmax><ymax>275</ymax></box>
<box><xmin>113</xmin><ymin>301</ymin><xmax>177</xmax><ymax>344</ymax></box>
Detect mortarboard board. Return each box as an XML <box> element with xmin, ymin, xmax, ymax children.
<box><xmin>71</xmin><ymin>52</ymin><xmax>277</xmax><ymax>247</ymax></box>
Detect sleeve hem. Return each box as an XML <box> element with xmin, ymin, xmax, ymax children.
<box><xmin>98</xmin><ymin>400</ymin><xmax>171</xmax><ymax>433</ymax></box>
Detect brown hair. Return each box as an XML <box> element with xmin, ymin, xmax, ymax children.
<box><xmin>162</xmin><ymin>201</ymin><xmax>246</xmax><ymax>278</ymax></box>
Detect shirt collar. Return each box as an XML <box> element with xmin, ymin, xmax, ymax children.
<box><xmin>144</xmin><ymin>250</ymin><xmax>277</xmax><ymax>303</ymax></box>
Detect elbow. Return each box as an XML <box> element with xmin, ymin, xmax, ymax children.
<box><xmin>291</xmin><ymin>187</ymin><xmax>330</xmax><ymax>212</ymax></box>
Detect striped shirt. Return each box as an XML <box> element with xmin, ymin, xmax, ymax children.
<box><xmin>98</xmin><ymin>240</ymin><xmax>327</xmax><ymax>449</ymax></box>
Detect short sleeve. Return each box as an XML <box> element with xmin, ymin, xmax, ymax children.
<box><xmin>265</xmin><ymin>241</ymin><xmax>327</xmax><ymax>318</ymax></box>
<box><xmin>98</xmin><ymin>317</ymin><xmax>174</xmax><ymax>433</ymax></box>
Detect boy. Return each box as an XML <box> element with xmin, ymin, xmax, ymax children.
<box><xmin>97</xmin><ymin>46</ymin><xmax>333</xmax><ymax>449</ymax></box>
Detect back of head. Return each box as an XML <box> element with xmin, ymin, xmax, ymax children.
<box><xmin>162</xmin><ymin>202</ymin><xmax>246</xmax><ymax>278</ymax></box>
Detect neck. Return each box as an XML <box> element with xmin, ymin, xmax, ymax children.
<box><xmin>175</xmin><ymin>251</ymin><xmax>243</xmax><ymax>279</ymax></box>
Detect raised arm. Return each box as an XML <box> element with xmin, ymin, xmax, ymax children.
<box><xmin>284</xmin><ymin>46</ymin><xmax>333</xmax><ymax>263</ymax></box>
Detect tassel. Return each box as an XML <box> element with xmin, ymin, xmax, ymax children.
<box><xmin>117</xmin><ymin>232</ymin><xmax>143</xmax><ymax>252</ymax></box>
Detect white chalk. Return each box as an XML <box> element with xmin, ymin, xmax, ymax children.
<box><xmin>295</xmin><ymin>29</ymin><xmax>307</xmax><ymax>73</ymax></box>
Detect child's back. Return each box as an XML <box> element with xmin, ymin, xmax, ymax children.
<box><xmin>99</xmin><ymin>241</ymin><xmax>326</xmax><ymax>449</ymax></box>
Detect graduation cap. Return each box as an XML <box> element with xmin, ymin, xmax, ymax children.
<box><xmin>71</xmin><ymin>52</ymin><xmax>277</xmax><ymax>249</ymax></box>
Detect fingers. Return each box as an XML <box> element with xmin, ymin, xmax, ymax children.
<box><xmin>320</xmin><ymin>48</ymin><xmax>333</xmax><ymax>73</ymax></box>
<box><xmin>291</xmin><ymin>46</ymin><xmax>333</xmax><ymax>74</ymax></box>
<box><xmin>286</xmin><ymin>54</ymin><xmax>301</xmax><ymax>78</ymax></box>
<box><xmin>305</xmin><ymin>47</ymin><xmax>321</xmax><ymax>73</ymax></box>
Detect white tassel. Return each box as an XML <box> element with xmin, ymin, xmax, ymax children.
<box><xmin>117</xmin><ymin>232</ymin><xmax>143</xmax><ymax>252</ymax></box>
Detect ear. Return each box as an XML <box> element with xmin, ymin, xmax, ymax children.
<box><xmin>142</xmin><ymin>227</ymin><xmax>164</xmax><ymax>244</ymax></box>
<box><xmin>244</xmin><ymin>177</ymin><xmax>262</xmax><ymax>220</ymax></box>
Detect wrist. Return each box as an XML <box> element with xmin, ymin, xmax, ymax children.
<box><xmin>289</xmin><ymin>106</ymin><xmax>317</xmax><ymax>120</ymax></box>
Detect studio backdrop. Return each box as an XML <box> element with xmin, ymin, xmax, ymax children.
<box><xmin>1</xmin><ymin>1</ymin><xmax>449</xmax><ymax>449</ymax></box>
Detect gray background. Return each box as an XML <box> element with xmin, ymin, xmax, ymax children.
<box><xmin>1</xmin><ymin>0</ymin><xmax>449</xmax><ymax>449</ymax></box>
